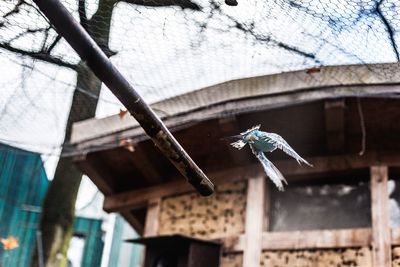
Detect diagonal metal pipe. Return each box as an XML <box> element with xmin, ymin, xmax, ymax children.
<box><xmin>33</xmin><ymin>0</ymin><xmax>214</xmax><ymax>196</ymax></box>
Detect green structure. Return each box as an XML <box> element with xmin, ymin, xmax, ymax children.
<box><xmin>0</xmin><ymin>143</ymin><xmax>104</xmax><ymax>267</ymax></box>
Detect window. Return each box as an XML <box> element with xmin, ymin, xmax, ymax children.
<box><xmin>67</xmin><ymin>235</ymin><xmax>86</xmax><ymax>267</ymax></box>
<box><xmin>268</xmin><ymin>174</ymin><xmax>371</xmax><ymax>232</ymax></box>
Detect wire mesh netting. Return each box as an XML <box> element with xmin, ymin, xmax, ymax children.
<box><xmin>1</xmin><ymin>0</ymin><xmax>400</xmax><ymax>176</ymax></box>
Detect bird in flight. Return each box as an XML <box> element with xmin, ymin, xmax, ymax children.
<box><xmin>227</xmin><ymin>125</ymin><xmax>312</xmax><ymax>191</ymax></box>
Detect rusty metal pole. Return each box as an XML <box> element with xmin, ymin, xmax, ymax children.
<box><xmin>33</xmin><ymin>0</ymin><xmax>214</xmax><ymax>196</ymax></box>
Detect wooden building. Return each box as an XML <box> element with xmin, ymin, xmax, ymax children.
<box><xmin>70</xmin><ymin>63</ymin><xmax>400</xmax><ymax>267</ymax></box>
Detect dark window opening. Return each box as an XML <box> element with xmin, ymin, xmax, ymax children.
<box><xmin>268</xmin><ymin>171</ymin><xmax>371</xmax><ymax>232</ymax></box>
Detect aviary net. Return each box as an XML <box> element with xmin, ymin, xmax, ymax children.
<box><xmin>0</xmin><ymin>0</ymin><xmax>399</xmax><ymax>163</ymax></box>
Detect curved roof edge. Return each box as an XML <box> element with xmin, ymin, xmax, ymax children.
<box><xmin>71</xmin><ymin>62</ymin><xmax>400</xmax><ymax>144</ymax></box>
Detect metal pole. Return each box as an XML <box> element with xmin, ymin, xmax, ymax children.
<box><xmin>32</xmin><ymin>0</ymin><xmax>214</xmax><ymax>196</ymax></box>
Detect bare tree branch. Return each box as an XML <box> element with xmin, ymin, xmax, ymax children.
<box><xmin>207</xmin><ymin>2</ymin><xmax>320</xmax><ymax>63</ymax></box>
<box><xmin>45</xmin><ymin>34</ymin><xmax>62</xmax><ymax>54</ymax></box>
<box><xmin>119</xmin><ymin>0</ymin><xmax>201</xmax><ymax>10</ymax></box>
<box><xmin>2</xmin><ymin>0</ymin><xmax>24</xmax><ymax>19</ymax></box>
<box><xmin>253</xmin><ymin>35</ymin><xmax>318</xmax><ymax>62</ymax></box>
<box><xmin>375</xmin><ymin>0</ymin><xmax>399</xmax><ymax>61</ymax></box>
<box><xmin>78</xmin><ymin>0</ymin><xmax>88</xmax><ymax>30</ymax></box>
<box><xmin>8</xmin><ymin>26</ymin><xmax>51</xmax><ymax>43</ymax></box>
<box><xmin>0</xmin><ymin>43</ymin><xmax>77</xmax><ymax>70</ymax></box>
<box><xmin>40</xmin><ymin>26</ymin><xmax>52</xmax><ymax>52</ymax></box>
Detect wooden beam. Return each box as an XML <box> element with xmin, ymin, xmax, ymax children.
<box><xmin>103</xmin><ymin>152</ymin><xmax>400</xmax><ymax>212</ymax></box>
<box><xmin>222</xmin><ymin>228</ymin><xmax>372</xmax><ymax>252</ymax></box>
<box><xmin>243</xmin><ymin>176</ymin><xmax>265</xmax><ymax>267</ymax></box>
<box><xmin>324</xmin><ymin>99</ymin><xmax>345</xmax><ymax>153</ymax></box>
<box><xmin>261</xmin><ymin>228</ymin><xmax>371</xmax><ymax>250</ymax></box>
<box><xmin>103</xmin><ymin>165</ymin><xmax>258</xmax><ymax>212</ymax></box>
<box><xmin>371</xmin><ymin>166</ymin><xmax>391</xmax><ymax>267</ymax></box>
<box><xmin>75</xmin><ymin>156</ymin><xmax>115</xmax><ymax>195</ymax></box>
<box><xmin>129</xmin><ymin>145</ymin><xmax>163</xmax><ymax>185</ymax></box>
<box><xmin>275</xmin><ymin>151</ymin><xmax>400</xmax><ymax>177</ymax></box>
<box><xmin>143</xmin><ymin>198</ymin><xmax>161</xmax><ymax>237</ymax></box>
<box><xmin>104</xmin><ymin>179</ymin><xmax>193</xmax><ymax>212</ymax></box>
<box><xmin>120</xmin><ymin>210</ymin><xmax>144</xmax><ymax>235</ymax></box>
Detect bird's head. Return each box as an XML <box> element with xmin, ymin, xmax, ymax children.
<box><xmin>221</xmin><ymin>125</ymin><xmax>262</xmax><ymax>150</ymax></box>
<box><xmin>244</xmin><ymin>133</ymin><xmax>258</xmax><ymax>143</ymax></box>
<box><xmin>241</xmin><ymin>125</ymin><xmax>261</xmax><ymax>142</ymax></box>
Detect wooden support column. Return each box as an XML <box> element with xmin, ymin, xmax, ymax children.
<box><xmin>143</xmin><ymin>198</ymin><xmax>161</xmax><ymax>237</ymax></box>
<box><xmin>371</xmin><ymin>166</ymin><xmax>391</xmax><ymax>267</ymax></box>
<box><xmin>243</xmin><ymin>175</ymin><xmax>265</xmax><ymax>267</ymax></box>
<box><xmin>141</xmin><ymin>198</ymin><xmax>162</xmax><ymax>267</ymax></box>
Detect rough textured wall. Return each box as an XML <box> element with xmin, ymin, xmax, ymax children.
<box><xmin>158</xmin><ymin>180</ymin><xmax>247</xmax><ymax>239</ymax></box>
<box><xmin>260</xmin><ymin>247</ymin><xmax>372</xmax><ymax>267</ymax></box>
<box><xmin>393</xmin><ymin>247</ymin><xmax>400</xmax><ymax>267</ymax></box>
<box><xmin>220</xmin><ymin>253</ymin><xmax>243</xmax><ymax>267</ymax></box>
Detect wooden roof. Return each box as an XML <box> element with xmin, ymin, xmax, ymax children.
<box><xmin>70</xmin><ymin>63</ymin><xmax>400</xmax><ymax>233</ymax></box>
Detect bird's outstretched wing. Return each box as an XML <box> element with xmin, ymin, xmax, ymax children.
<box><xmin>250</xmin><ymin>146</ymin><xmax>287</xmax><ymax>191</ymax></box>
<box><xmin>263</xmin><ymin>132</ymin><xmax>313</xmax><ymax>167</ymax></box>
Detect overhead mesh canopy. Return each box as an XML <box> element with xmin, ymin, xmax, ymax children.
<box><xmin>0</xmin><ymin>0</ymin><xmax>399</xmax><ymax>173</ymax></box>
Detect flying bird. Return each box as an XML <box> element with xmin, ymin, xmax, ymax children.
<box><xmin>226</xmin><ymin>125</ymin><xmax>312</xmax><ymax>191</ymax></box>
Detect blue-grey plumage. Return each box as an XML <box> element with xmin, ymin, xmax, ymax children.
<box><xmin>229</xmin><ymin>125</ymin><xmax>312</xmax><ymax>191</ymax></box>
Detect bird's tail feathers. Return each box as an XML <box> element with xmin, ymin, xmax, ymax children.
<box><xmin>297</xmin><ymin>157</ymin><xmax>313</xmax><ymax>167</ymax></box>
<box><xmin>255</xmin><ymin>152</ymin><xmax>288</xmax><ymax>191</ymax></box>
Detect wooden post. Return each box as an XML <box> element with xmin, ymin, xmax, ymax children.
<box><xmin>143</xmin><ymin>198</ymin><xmax>161</xmax><ymax>237</ymax></box>
<box><xmin>243</xmin><ymin>176</ymin><xmax>265</xmax><ymax>267</ymax></box>
<box><xmin>370</xmin><ymin>166</ymin><xmax>391</xmax><ymax>267</ymax></box>
<box><xmin>140</xmin><ymin>198</ymin><xmax>162</xmax><ymax>267</ymax></box>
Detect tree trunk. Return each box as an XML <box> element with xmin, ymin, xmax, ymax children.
<box><xmin>33</xmin><ymin>1</ymin><xmax>115</xmax><ymax>266</ymax></box>
<box><xmin>35</xmin><ymin>63</ymin><xmax>101</xmax><ymax>267</ymax></box>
